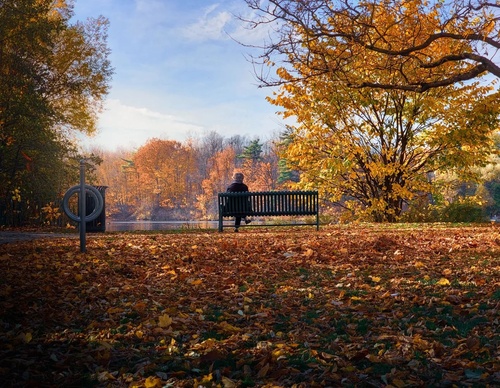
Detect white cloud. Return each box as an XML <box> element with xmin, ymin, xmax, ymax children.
<box><xmin>182</xmin><ymin>4</ymin><xmax>233</xmax><ymax>41</ymax></box>
<box><xmin>180</xmin><ymin>2</ymin><xmax>279</xmax><ymax>50</ymax></box>
<box><xmin>74</xmin><ymin>0</ymin><xmax>284</xmax><ymax>152</ymax></box>
<box><xmin>81</xmin><ymin>99</ymin><xmax>203</xmax><ymax>151</ymax></box>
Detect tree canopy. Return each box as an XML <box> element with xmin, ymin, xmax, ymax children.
<box><xmin>245</xmin><ymin>0</ymin><xmax>500</xmax><ymax>221</ymax></box>
<box><xmin>272</xmin><ymin>71</ymin><xmax>500</xmax><ymax>221</ymax></box>
<box><xmin>245</xmin><ymin>0</ymin><xmax>500</xmax><ymax>92</ymax></box>
<box><xmin>0</xmin><ymin>0</ymin><xmax>112</xmax><ymax>225</ymax></box>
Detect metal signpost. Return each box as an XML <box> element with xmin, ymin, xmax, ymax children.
<box><xmin>62</xmin><ymin>160</ymin><xmax>103</xmax><ymax>253</ymax></box>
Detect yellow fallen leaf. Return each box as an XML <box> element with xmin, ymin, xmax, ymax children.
<box><xmin>97</xmin><ymin>371</ymin><xmax>115</xmax><ymax>382</ymax></box>
<box><xmin>303</xmin><ymin>248</ymin><xmax>314</xmax><ymax>257</ymax></box>
<box><xmin>393</xmin><ymin>379</ymin><xmax>407</xmax><ymax>388</ymax></box>
<box><xmin>219</xmin><ymin>321</ymin><xmax>241</xmax><ymax>333</ymax></box>
<box><xmin>370</xmin><ymin>276</ymin><xmax>381</xmax><ymax>283</ymax></box>
<box><xmin>195</xmin><ymin>374</ymin><xmax>213</xmax><ymax>385</ymax></box>
<box><xmin>437</xmin><ymin>278</ymin><xmax>450</xmax><ymax>286</ymax></box>
<box><xmin>144</xmin><ymin>376</ymin><xmax>162</xmax><ymax>388</ymax></box>
<box><xmin>158</xmin><ymin>314</ymin><xmax>172</xmax><ymax>328</ymax></box>
<box><xmin>191</xmin><ymin>279</ymin><xmax>203</xmax><ymax>285</ymax></box>
<box><xmin>222</xmin><ymin>376</ymin><xmax>237</xmax><ymax>388</ymax></box>
<box><xmin>19</xmin><ymin>332</ymin><xmax>32</xmax><ymax>343</ymax></box>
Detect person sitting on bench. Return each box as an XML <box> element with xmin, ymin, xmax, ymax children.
<box><xmin>226</xmin><ymin>172</ymin><xmax>252</xmax><ymax>232</ymax></box>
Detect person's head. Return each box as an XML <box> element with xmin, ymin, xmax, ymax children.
<box><xmin>233</xmin><ymin>172</ymin><xmax>244</xmax><ymax>183</ymax></box>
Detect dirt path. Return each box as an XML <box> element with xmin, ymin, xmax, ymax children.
<box><xmin>0</xmin><ymin>231</ymin><xmax>77</xmax><ymax>244</ymax></box>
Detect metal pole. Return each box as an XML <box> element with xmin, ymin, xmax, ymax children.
<box><xmin>79</xmin><ymin>159</ymin><xmax>86</xmax><ymax>253</ymax></box>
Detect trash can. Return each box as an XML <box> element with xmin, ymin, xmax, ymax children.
<box><xmin>86</xmin><ymin>185</ymin><xmax>107</xmax><ymax>232</ymax></box>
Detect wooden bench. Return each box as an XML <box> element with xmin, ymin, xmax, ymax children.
<box><xmin>218</xmin><ymin>191</ymin><xmax>319</xmax><ymax>232</ymax></box>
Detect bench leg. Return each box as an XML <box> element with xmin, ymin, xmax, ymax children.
<box><xmin>218</xmin><ymin>215</ymin><xmax>223</xmax><ymax>232</ymax></box>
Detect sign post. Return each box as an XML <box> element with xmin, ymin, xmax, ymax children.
<box><xmin>79</xmin><ymin>160</ymin><xmax>86</xmax><ymax>252</ymax></box>
<box><xmin>62</xmin><ymin>160</ymin><xmax>104</xmax><ymax>253</ymax></box>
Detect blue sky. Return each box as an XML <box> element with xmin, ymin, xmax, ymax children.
<box><xmin>73</xmin><ymin>0</ymin><xmax>283</xmax><ymax>150</ymax></box>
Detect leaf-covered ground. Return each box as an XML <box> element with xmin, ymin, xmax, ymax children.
<box><xmin>0</xmin><ymin>225</ymin><xmax>499</xmax><ymax>387</ymax></box>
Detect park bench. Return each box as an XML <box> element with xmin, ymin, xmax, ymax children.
<box><xmin>218</xmin><ymin>190</ymin><xmax>319</xmax><ymax>232</ymax></box>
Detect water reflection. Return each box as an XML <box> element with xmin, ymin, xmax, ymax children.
<box><xmin>106</xmin><ymin>220</ymin><xmax>218</xmax><ymax>232</ymax></box>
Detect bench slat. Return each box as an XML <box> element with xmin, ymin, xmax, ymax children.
<box><xmin>218</xmin><ymin>191</ymin><xmax>319</xmax><ymax>231</ymax></box>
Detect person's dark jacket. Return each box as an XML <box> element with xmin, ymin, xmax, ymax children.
<box><xmin>226</xmin><ymin>182</ymin><xmax>251</xmax><ymax>214</ymax></box>
<box><xmin>227</xmin><ymin>182</ymin><xmax>248</xmax><ymax>193</ymax></box>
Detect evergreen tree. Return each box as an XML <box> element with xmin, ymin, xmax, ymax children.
<box><xmin>239</xmin><ymin>139</ymin><xmax>263</xmax><ymax>163</ymax></box>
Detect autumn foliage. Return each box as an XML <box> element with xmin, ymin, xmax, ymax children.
<box><xmin>94</xmin><ymin>137</ymin><xmax>284</xmax><ymax>221</ymax></box>
<box><xmin>0</xmin><ymin>0</ymin><xmax>112</xmax><ymax>226</ymax></box>
<box><xmin>245</xmin><ymin>0</ymin><xmax>500</xmax><ymax>91</ymax></box>
<box><xmin>253</xmin><ymin>0</ymin><xmax>500</xmax><ymax>222</ymax></box>
<box><xmin>0</xmin><ymin>225</ymin><xmax>498</xmax><ymax>386</ymax></box>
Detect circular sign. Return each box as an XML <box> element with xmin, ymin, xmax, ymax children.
<box><xmin>62</xmin><ymin>185</ymin><xmax>104</xmax><ymax>223</ymax></box>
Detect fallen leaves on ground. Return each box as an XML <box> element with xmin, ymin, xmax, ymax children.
<box><xmin>0</xmin><ymin>224</ymin><xmax>499</xmax><ymax>387</ymax></box>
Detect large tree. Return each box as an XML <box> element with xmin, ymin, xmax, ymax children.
<box><xmin>244</xmin><ymin>0</ymin><xmax>500</xmax><ymax>92</ymax></box>
<box><xmin>133</xmin><ymin>139</ymin><xmax>200</xmax><ymax>220</ymax></box>
<box><xmin>273</xmin><ymin>72</ymin><xmax>500</xmax><ymax>221</ymax></box>
<box><xmin>253</xmin><ymin>0</ymin><xmax>500</xmax><ymax>221</ymax></box>
<box><xmin>197</xmin><ymin>147</ymin><xmax>238</xmax><ymax>219</ymax></box>
<box><xmin>0</xmin><ymin>0</ymin><xmax>112</xmax><ymax>225</ymax></box>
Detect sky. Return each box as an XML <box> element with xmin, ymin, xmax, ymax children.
<box><xmin>72</xmin><ymin>0</ymin><xmax>284</xmax><ymax>151</ymax></box>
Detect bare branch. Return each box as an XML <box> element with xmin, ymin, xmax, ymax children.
<box><xmin>243</xmin><ymin>0</ymin><xmax>500</xmax><ymax>92</ymax></box>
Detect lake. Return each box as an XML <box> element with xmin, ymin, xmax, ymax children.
<box><xmin>106</xmin><ymin>220</ymin><xmax>219</xmax><ymax>232</ymax></box>
<box><xmin>105</xmin><ymin>219</ymin><xmax>280</xmax><ymax>232</ymax></box>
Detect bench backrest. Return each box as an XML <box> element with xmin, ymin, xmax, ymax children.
<box><xmin>218</xmin><ymin>191</ymin><xmax>318</xmax><ymax>216</ymax></box>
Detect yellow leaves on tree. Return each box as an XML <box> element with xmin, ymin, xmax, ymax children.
<box><xmin>246</xmin><ymin>0</ymin><xmax>500</xmax><ymax>90</ymax></box>
<box><xmin>268</xmin><ymin>22</ymin><xmax>500</xmax><ymax>222</ymax></box>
